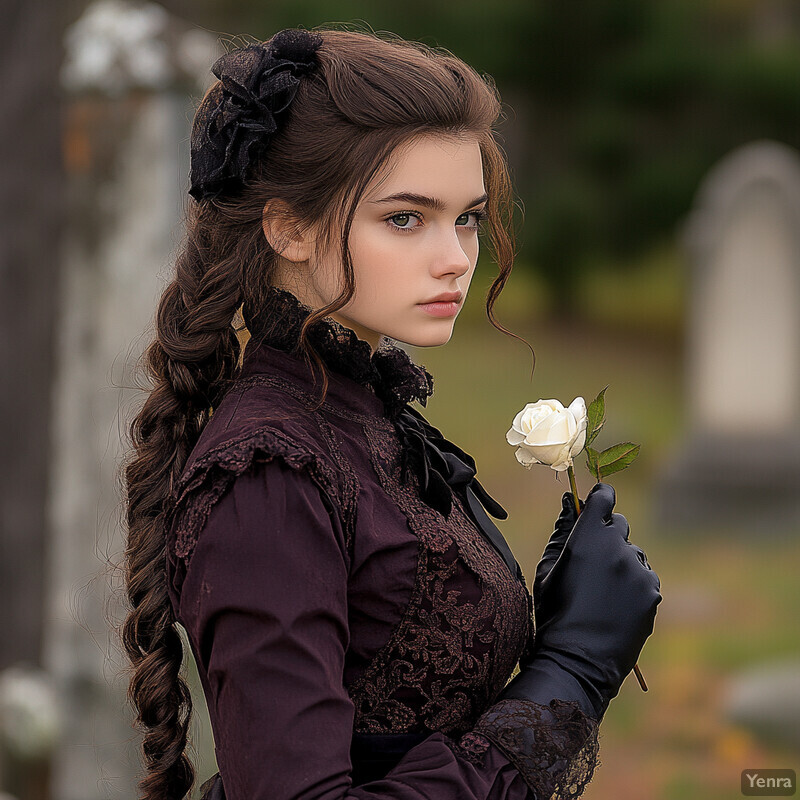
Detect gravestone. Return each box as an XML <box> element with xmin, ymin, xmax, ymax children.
<box><xmin>43</xmin><ymin>2</ymin><xmax>219</xmax><ymax>798</ymax></box>
<box><xmin>723</xmin><ymin>658</ymin><xmax>800</xmax><ymax>750</ymax></box>
<box><xmin>656</xmin><ymin>140</ymin><xmax>800</xmax><ymax>532</ymax></box>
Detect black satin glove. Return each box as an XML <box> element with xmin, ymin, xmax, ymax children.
<box><xmin>533</xmin><ymin>490</ymin><xmax>583</xmax><ymax>617</ymax></box>
<box><xmin>496</xmin><ymin>482</ymin><xmax>661</xmax><ymax>722</ymax></box>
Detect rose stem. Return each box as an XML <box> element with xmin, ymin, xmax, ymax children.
<box><xmin>567</xmin><ymin>465</ymin><xmax>581</xmax><ymax>516</ymax></box>
<box><xmin>566</xmin><ymin>465</ymin><xmax>648</xmax><ymax>693</ymax></box>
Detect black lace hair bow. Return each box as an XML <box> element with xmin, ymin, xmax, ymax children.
<box><xmin>393</xmin><ymin>405</ymin><xmax>524</xmax><ymax>583</ymax></box>
<box><xmin>189</xmin><ymin>28</ymin><xmax>323</xmax><ymax>201</ymax></box>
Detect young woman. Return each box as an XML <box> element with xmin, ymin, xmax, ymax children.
<box><xmin>122</xmin><ymin>27</ymin><xmax>661</xmax><ymax>800</ymax></box>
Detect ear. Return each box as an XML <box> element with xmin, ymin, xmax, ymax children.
<box><xmin>262</xmin><ymin>200</ymin><xmax>315</xmax><ymax>263</ymax></box>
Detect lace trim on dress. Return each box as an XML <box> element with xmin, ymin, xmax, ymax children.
<box><xmin>345</xmin><ymin>413</ymin><xmax>534</xmax><ymax>739</ymax></box>
<box><xmin>444</xmin><ymin>698</ymin><xmax>600</xmax><ymax>799</ymax></box>
<box><xmin>168</xmin><ymin>423</ymin><xmax>357</xmax><ymax>561</ymax></box>
<box><xmin>244</xmin><ymin>285</ymin><xmax>435</xmax><ymax>418</ymax></box>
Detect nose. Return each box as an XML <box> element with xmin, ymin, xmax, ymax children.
<box><xmin>430</xmin><ymin>226</ymin><xmax>473</xmax><ymax>279</ymax></box>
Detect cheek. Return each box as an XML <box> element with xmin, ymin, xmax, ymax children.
<box><xmin>348</xmin><ymin>231</ymin><xmax>407</xmax><ymax>301</ymax></box>
<box><xmin>462</xmin><ymin>233</ymin><xmax>480</xmax><ymax>262</ymax></box>
<box><xmin>348</xmin><ymin>224</ymin><xmax>394</xmax><ymax>272</ymax></box>
<box><xmin>465</xmin><ymin>244</ymin><xmax>480</xmax><ymax>278</ymax></box>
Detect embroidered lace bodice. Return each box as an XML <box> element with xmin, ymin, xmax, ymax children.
<box><xmin>165</xmin><ymin>286</ymin><xmax>600</xmax><ymax>799</ymax></box>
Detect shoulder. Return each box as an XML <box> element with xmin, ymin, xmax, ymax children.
<box><xmin>167</xmin><ymin>378</ymin><xmax>359</xmax><ymax>565</ymax></box>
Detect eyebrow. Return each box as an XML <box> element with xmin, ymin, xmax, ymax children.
<box><xmin>368</xmin><ymin>191</ymin><xmax>489</xmax><ymax>211</ymax></box>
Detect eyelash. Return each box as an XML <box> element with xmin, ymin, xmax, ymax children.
<box><xmin>384</xmin><ymin>208</ymin><xmax>489</xmax><ymax>234</ymax></box>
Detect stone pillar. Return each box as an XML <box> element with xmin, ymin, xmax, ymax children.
<box><xmin>655</xmin><ymin>140</ymin><xmax>800</xmax><ymax>532</ymax></box>
<box><xmin>43</xmin><ymin>3</ymin><xmax>218</xmax><ymax>797</ymax></box>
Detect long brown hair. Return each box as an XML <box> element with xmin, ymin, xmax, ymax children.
<box><xmin>122</xmin><ymin>25</ymin><xmax>530</xmax><ymax>799</ymax></box>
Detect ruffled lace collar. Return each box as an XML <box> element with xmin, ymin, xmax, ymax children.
<box><xmin>243</xmin><ymin>285</ymin><xmax>434</xmax><ymax>418</ymax></box>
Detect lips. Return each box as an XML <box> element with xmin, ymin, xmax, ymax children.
<box><xmin>420</xmin><ymin>292</ymin><xmax>462</xmax><ymax>304</ymax></box>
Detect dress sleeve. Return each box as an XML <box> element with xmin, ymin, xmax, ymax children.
<box><xmin>172</xmin><ymin>457</ymin><xmax>598</xmax><ymax>800</ymax></box>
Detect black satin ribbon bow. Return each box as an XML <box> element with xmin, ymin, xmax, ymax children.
<box><xmin>393</xmin><ymin>405</ymin><xmax>523</xmax><ymax>582</ymax></box>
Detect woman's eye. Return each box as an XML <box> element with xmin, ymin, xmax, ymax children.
<box><xmin>457</xmin><ymin>210</ymin><xmax>487</xmax><ymax>229</ymax></box>
<box><xmin>387</xmin><ymin>212</ymin><xmax>422</xmax><ymax>231</ymax></box>
<box><xmin>386</xmin><ymin>208</ymin><xmax>487</xmax><ymax>233</ymax></box>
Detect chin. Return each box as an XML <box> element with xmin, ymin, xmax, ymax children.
<box><xmin>392</xmin><ymin>326</ymin><xmax>454</xmax><ymax>349</ymax></box>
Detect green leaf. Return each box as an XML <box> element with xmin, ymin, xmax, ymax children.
<box><xmin>585</xmin><ymin>446</ymin><xmax>601</xmax><ymax>481</ymax></box>
<box><xmin>586</xmin><ymin>419</ymin><xmax>605</xmax><ymax>447</ymax></box>
<box><xmin>597</xmin><ymin>442</ymin><xmax>640</xmax><ymax>478</ymax></box>
<box><xmin>585</xmin><ymin>386</ymin><xmax>608</xmax><ymax>447</ymax></box>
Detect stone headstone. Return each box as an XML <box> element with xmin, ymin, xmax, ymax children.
<box><xmin>656</xmin><ymin>140</ymin><xmax>800</xmax><ymax>531</ymax></box>
<box><xmin>723</xmin><ymin>658</ymin><xmax>800</xmax><ymax>750</ymax></box>
<box><xmin>43</xmin><ymin>3</ymin><xmax>219</xmax><ymax>798</ymax></box>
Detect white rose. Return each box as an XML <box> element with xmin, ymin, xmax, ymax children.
<box><xmin>506</xmin><ymin>397</ymin><xmax>588</xmax><ymax>472</ymax></box>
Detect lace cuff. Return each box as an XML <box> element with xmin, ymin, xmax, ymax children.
<box><xmin>448</xmin><ymin>698</ymin><xmax>600</xmax><ymax>799</ymax></box>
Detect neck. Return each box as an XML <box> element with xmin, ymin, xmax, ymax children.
<box><xmin>269</xmin><ymin>275</ymin><xmax>382</xmax><ymax>354</ymax></box>
<box><xmin>327</xmin><ymin>311</ymin><xmax>382</xmax><ymax>355</ymax></box>
<box><xmin>241</xmin><ymin>285</ymin><xmax>435</xmax><ymax>419</ymax></box>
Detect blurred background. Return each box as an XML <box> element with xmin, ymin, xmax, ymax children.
<box><xmin>1</xmin><ymin>0</ymin><xmax>799</xmax><ymax>798</ymax></box>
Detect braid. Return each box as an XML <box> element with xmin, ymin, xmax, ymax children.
<box><xmin>122</xmin><ymin>203</ymin><xmax>245</xmax><ymax>799</ymax></box>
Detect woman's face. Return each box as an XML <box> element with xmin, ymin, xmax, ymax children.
<box><xmin>278</xmin><ymin>133</ymin><xmax>486</xmax><ymax>353</ymax></box>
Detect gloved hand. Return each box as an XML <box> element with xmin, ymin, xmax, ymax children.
<box><xmin>496</xmin><ymin>482</ymin><xmax>661</xmax><ymax>722</ymax></box>
<box><xmin>533</xmin><ymin>490</ymin><xmax>583</xmax><ymax>619</ymax></box>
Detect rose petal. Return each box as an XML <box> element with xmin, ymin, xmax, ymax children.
<box><xmin>513</xmin><ymin>407</ymin><xmax>534</xmax><ymax>435</ymax></box>
<box><xmin>506</xmin><ymin>427</ymin><xmax>526</xmax><ymax>446</ymax></box>
<box><xmin>523</xmin><ymin>442</ymin><xmax>568</xmax><ymax>465</ymax></box>
<box><xmin>569</xmin><ymin>427</ymin><xmax>587</xmax><ymax>456</ymax></box>
<box><xmin>568</xmin><ymin>396</ymin><xmax>587</xmax><ymax>425</ymax></box>
<box><xmin>518</xmin><ymin>404</ymin><xmax>552</xmax><ymax>433</ymax></box>
<box><xmin>547</xmin><ymin>441</ymin><xmax>575</xmax><ymax>471</ymax></box>
<box><xmin>526</xmin><ymin>413</ymin><xmax>571</xmax><ymax>445</ymax></box>
<box><xmin>515</xmin><ymin>445</ymin><xmax>541</xmax><ymax>467</ymax></box>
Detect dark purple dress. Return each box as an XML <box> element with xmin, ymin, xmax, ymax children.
<box><xmin>165</xmin><ymin>287</ymin><xmax>599</xmax><ymax>799</ymax></box>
